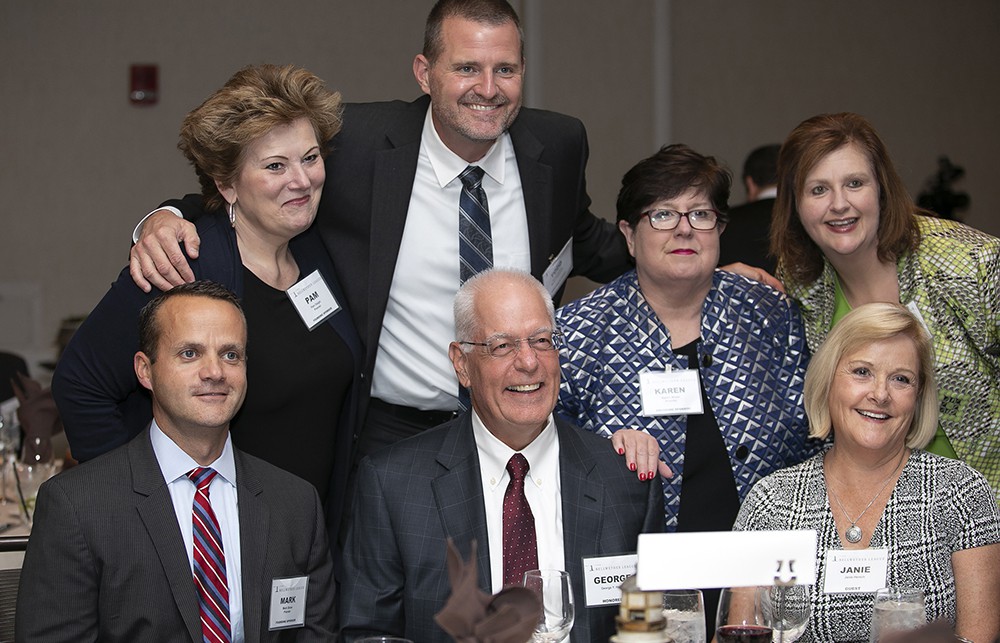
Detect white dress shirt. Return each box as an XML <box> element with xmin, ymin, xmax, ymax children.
<box><xmin>472</xmin><ymin>411</ymin><xmax>565</xmax><ymax>593</ymax></box>
<box><xmin>371</xmin><ymin>109</ymin><xmax>531</xmax><ymax>411</ymax></box>
<box><xmin>151</xmin><ymin>421</ymin><xmax>244</xmax><ymax>642</ymax></box>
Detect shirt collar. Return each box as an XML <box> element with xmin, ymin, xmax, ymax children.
<box><xmin>422</xmin><ymin>107</ymin><xmax>509</xmax><ymax>188</ymax></box>
<box><xmin>150</xmin><ymin>419</ymin><xmax>238</xmax><ymax>489</ymax></box>
<box><xmin>471</xmin><ymin>409</ymin><xmax>558</xmax><ymax>486</ymax></box>
<box><xmin>755</xmin><ymin>186</ymin><xmax>777</xmax><ymax>200</ymax></box>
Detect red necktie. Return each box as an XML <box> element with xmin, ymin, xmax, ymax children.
<box><xmin>188</xmin><ymin>467</ymin><xmax>232</xmax><ymax>643</ymax></box>
<box><xmin>502</xmin><ymin>453</ymin><xmax>538</xmax><ymax>586</ymax></box>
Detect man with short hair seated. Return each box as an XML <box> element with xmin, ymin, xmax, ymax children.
<box><xmin>16</xmin><ymin>281</ymin><xmax>336</xmax><ymax>642</ymax></box>
<box><xmin>339</xmin><ymin>268</ymin><xmax>663</xmax><ymax>643</ymax></box>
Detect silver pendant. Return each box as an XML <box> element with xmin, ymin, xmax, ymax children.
<box><xmin>845</xmin><ymin>525</ymin><xmax>863</xmax><ymax>543</ymax></box>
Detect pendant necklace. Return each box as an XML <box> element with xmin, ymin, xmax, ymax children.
<box><xmin>827</xmin><ymin>450</ymin><xmax>906</xmax><ymax>544</ymax></box>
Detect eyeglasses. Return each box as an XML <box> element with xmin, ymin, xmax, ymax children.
<box><xmin>460</xmin><ymin>331</ymin><xmax>562</xmax><ymax>359</ymax></box>
<box><xmin>640</xmin><ymin>208</ymin><xmax>722</xmax><ymax>231</ymax></box>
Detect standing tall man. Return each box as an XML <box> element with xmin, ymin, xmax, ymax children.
<box><xmin>129</xmin><ymin>0</ymin><xmax>630</xmax><ymax>457</ymax></box>
<box><xmin>16</xmin><ymin>282</ymin><xmax>336</xmax><ymax>642</ymax></box>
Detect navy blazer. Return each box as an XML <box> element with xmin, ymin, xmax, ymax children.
<box><xmin>52</xmin><ymin>212</ymin><xmax>363</xmax><ymax>538</ymax></box>
<box><xmin>339</xmin><ymin>415</ymin><xmax>664</xmax><ymax>643</ymax></box>
<box><xmin>16</xmin><ymin>429</ymin><xmax>337</xmax><ymax>642</ymax></box>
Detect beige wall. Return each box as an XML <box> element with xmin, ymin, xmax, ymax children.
<box><xmin>2</xmin><ymin>1</ymin><xmax>997</xmax><ymax>364</ymax></box>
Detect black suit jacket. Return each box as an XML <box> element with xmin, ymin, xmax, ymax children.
<box><xmin>16</xmin><ymin>429</ymin><xmax>337</xmax><ymax>642</ymax></box>
<box><xmin>718</xmin><ymin>197</ymin><xmax>777</xmax><ymax>274</ymax></box>
<box><xmin>339</xmin><ymin>415</ymin><xmax>663</xmax><ymax>643</ymax></box>
<box><xmin>322</xmin><ymin>97</ymin><xmax>627</xmax><ymax>392</ymax></box>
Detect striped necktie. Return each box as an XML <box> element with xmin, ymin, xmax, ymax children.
<box><xmin>459</xmin><ymin>165</ymin><xmax>493</xmax><ymax>283</ymax></box>
<box><xmin>187</xmin><ymin>467</ymin><xmax>232</xmax><ymax>643</ymax></box>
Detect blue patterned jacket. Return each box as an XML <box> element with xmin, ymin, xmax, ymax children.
<box><xmin>556</xmin><ymin>269</ymin><xmax>815</xmax><ymax>529</ymax></box>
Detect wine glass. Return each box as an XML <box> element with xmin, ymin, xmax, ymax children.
<box><xmin>522</xmin><ymin>569</ymin><xmax>574</xmax><ymax>642</ymax></box>
<box><xmin>662</xmin><ymin>588</ymin><xmax>707</xmax><ymax>643</ymax></box>
<box><xmin>716</xmin><ymin>587</ymin><xmax>772</xmax><ymax>643</ymax></box>
<box><xmin>761</xmin><ymin>585</ymin><xmax>811</xmax><ymax>642</ymax></box>
<box><xmin>869</xmin><ymin>587</ymin><xmax>925</xmax><ymax>642</ymax></box>
<box><xmin>0</xmin><ymin>413</ymin><xmax>20</xmax><ymax>505</ymax></box>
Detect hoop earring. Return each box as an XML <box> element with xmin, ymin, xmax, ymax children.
<box><xmin>228</xmin><ymin>201</ymin><xmax>236</xmax><ymax>227</ymax></box>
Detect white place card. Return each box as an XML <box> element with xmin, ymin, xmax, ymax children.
<box><xmin>636</xmin><ymin>530</ymin><xmax>817</xmax><ymax>590</ymax></box>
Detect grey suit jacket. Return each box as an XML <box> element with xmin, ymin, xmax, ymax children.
<box><xmin>15</xmin><ymin>429</ymin><xmax>337</xmax><ymax>642</ymax></box>
<box><xmin>339</xmin><ymin>415</ymin><xmax>663</xmax><ymax>643</ymax></box>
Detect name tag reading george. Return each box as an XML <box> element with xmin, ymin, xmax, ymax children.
<box><xmin>286</xmin><ymin>270</ymin><xmax>340</xmax><ymax>331</ymax></box>
<box><xmin>582</xmin><ymin>554</ymin><xmax>638</xmax><ymax>607</ymax></box>
<box><xmin>639</xmin><ymin>370</ymin><xmax>703</xmax><ymax>416</ymax></box>
<box><xmin>543</xmin><ymin>237</ymin><xmax>573</xmax><ymax>297</ymax></box>
<box><xmin>822</xmin><ymin>548</ymin><xmax>888</xmax><ymax>594</ymax></box>
<box><xmin>269</xmin><ymin>575</ymin><xmax>308</xmax><ymax>630</ymax></box>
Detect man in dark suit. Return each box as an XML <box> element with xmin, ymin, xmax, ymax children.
<box><xmin>718</xmin><ymin>143</ymin><xmax>781</xmax><ymax>274</ymax></box>
<box><xmin>128</xmin><ymin>0</ymin><xmax>629</xmax><ymax>456</ymax></box>
<box><xmin>16</xmin><ymin>282</ymin><xmax>336</xmax><ymax>642</ymax></box>
<box><xmin>339</xmin><ymin>269</ymin><xmax>662</xmax><ymax>643</ymax></box>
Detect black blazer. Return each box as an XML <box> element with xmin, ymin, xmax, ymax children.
<box><xmin>339</xmin><ymin>415</ymin><xmax>664</xmax><ymax>643</ymax></box>
<box><xmin>16</xmin><ymin>429</ymin><xmax>337</xmax><ymax>642</ymax></box>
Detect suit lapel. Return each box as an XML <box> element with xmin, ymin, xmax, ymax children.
<box><xmin>508</xmin><ymin>119</ymin><xmax>553</xmax><ymax>279</ymax></box>
<box><xmin>236</xmin><ymin>450</ymin><xmax>268</xmax><ymax>643</ymax></box>
<box><xmin>430</xmin><ymin>415</ymin><xmax>493</xmax><ymax>588</ymax></box>
<box><xmin>131</xmin><ymin>431</ymin><xmax>202</xmax><ymax>642</ymax></box>
<box><xmin>556</xmin><ymin>420</ymin><xmax>604</xmax><ymax>643</ymax></box>
<box><xmin>366</xmin><ymin>97</ymin><xmax>426</xmax><ymax>359</ymax></box>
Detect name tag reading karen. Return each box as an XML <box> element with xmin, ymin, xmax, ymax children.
<box><xmin>287</xmin><ymin>270</ymin><xmax>340</xmax><ymax>330</ymax></box>
<box><xmin>639</xmin><ymin>370</ymin><xmax>703</xmax><ymax>416</ymax></box>
<box><xmin>269</xmin><ymin>576</ymin><xmax>308</xmax><ymax>630</ymax></box>
<box><xmin>582</xmin><ymin>553</ymin><xmax>638</xmax><ymax>607</ymax></box>
<box><xmin>822</xmin><ymin>548</ymin><xmax>888</xmax><ymax>594</ymax></box>
<box><xmin>543</xmin><ymin>237</ymin><xmax>573</xmax><ymax>296</ymax></box>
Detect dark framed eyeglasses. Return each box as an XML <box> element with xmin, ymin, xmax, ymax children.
<box><xmin>640</xmin><ymin>208</ymin><xmax>722</xmax><ymax>231</ymax></box>
<box><xmin>459</xmin><ymin>331</ymin><xmax>563</xmax><ymax>359</ymax></box>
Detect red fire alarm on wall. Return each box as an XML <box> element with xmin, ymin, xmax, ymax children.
<box><xmin>130</xmin><ymin>64</ymin><xmax>158</xmax><ymax>105</ymax></box>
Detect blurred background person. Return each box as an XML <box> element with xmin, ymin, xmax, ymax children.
<box><xmin>770</xmin><ymin>112</ymin><xmax>1000</xmax><ymax>501</ymax></box>
<box><xmin>734</xmin><ymin>303</ymin><xmax>1000</xmax><ymax>642</ymax></box>
<box><xmin>52</xmin><ymin>64</ymin><xmax>362</xmax><ymax>540</ymax></box>
<box><xmin>718</xmin><ymin>143</ymin><xmax>781</xmax><ymax>273</ymax></box>
<box><xmin>555</xmin><ymin>143</ymin><xmax>815</xmax><ymax>628</ymax></box>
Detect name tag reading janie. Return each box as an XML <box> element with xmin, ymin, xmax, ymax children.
<box><xmin>639</xmin><ymin>369</ymin><xmax>703</xmax><ymax>416</ymax></box>
<box><xmin>823</xmin><ymin>548</ymin><xmax>888</xmax><ymax>594</ymax></box>
<box><xmin>286</xmin><ymin>270</ymin><xmax>340</xmax><ymax>331</ymax></box>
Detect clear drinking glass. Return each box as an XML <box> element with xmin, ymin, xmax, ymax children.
<box><xmin>522</xmin><ymin>569</ymin><xmax>575</xmax><ymax>642</ymax></box>
<box><xmin>869</xmin><ymin>587</ymin><xmax>925</xmax><ymax>642</ymax></box>
<box><xmin>761</xmin><ymin>585</ymin><xmax>811</xmax><ymax>642</ymax></box>
<box><xmin>716</xmin><ymin>587</ymin><xmax>773</xmax><ymax>643</ymax></box>
<box><xmin>662</xmin><ymin>588</ymin><xmax>707</xmax><ymax>643</ymax></box>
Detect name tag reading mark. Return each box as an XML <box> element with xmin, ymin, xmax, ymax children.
<box><xmin>543</xmin><ymin>237</ymin><xmax>573</xmax><ymax>297</ymax></box>
<box><xmin>269</xmin><ymin>575</ymin><xmax>308</xmax><ymax>630</ymax></box>
<box><xmin>639</xmin><ymin>370</ymin><xmax>704</xmax><ymax>416</ymax></box>
<box><xmin>287</xmin><ymin>269</ymin><xmax>340</xmax><ymax>331</ymax></box>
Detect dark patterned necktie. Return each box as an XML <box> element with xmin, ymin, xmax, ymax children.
<box><xmin>502</xmin><ymin>453</ymin><xmax>538</xmax><ymax>586</ymax></box>
<box><xmin>187</xmin><ymin>467</ymin><xmax>232</xmax><ymax>643</ymax></box>
<box><xmin>459</xmin><ymin>165</ymin><xmax>493</xmax><ymax>283</ymax></box>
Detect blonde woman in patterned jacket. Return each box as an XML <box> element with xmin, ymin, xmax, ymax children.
<box><xmin>770</xmin><ymin>112</ymin><xmax>1000</xmax><ymax>502</ymax></box>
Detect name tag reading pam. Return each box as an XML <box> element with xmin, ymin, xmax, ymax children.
<box><xmin>639</xmin><ymin>370</ymin><xmax>703</xmax><ymax>416</ymax></box>
<box><xmin>269</xmin><ymin>576</ymin><xmax>308</xmax><ymax>630</ymax></box>
<box><xmin>823</xmin><ymin>548</ymin><xmax>888</xmax><ymax>594</ymax></box>
<box><xmin>286</xmin><ymin>270</ymin><xmax>340</xmax><ymax>330</ymax></box>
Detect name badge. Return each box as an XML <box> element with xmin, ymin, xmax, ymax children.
<box><xmin>543</xmin><ymin>237</ymin><xmax>573</xmax><ymax>296</ymax></box>
<box><xmin>822</xmin><ymin>548</ymin><xmax>888</xmax><ymax>594</ymax></box>
<box><xmin>582</xmin><ymin>554</ymin><xmax>638</xmax><ymax>607</ymax></box>
<box><xmin>269</xmin><ymin>576</ymin><xmax>308</xmax><ymax>630</ymax></box>
<box><xmin>286</xmin><ymin>270</ymin><xmax>340</xmax><ymax>330</ymax></box>
<box><xmin>639</xmin><ymin>370</ymin><xmax>703</xmax><ymax>416</ymax></box>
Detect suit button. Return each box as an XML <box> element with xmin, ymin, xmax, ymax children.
<box><xmin>702</xmin><ymin>353</ymin><xmax>713</xmax><ymax>367</ymax></box>
<box><xmin>735</xmin><ymin>445</ymin><xmax>749</xmax><ymax>460</ymax></box>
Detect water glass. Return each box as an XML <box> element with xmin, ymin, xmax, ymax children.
<box><xmin>761</xmin><ymin>585</ymin><xmax>811</xmax><ymax>642</ymax></box>
<box><xmin>13</xmin><ymin>461</ymin><xmax>57</xmax><ymax>524</ymax></box>
<box><xmin>869</xmin><ymin>587</ymin><xmax>925</xmax><ymax>642</ymax></box>
<box><xmin>662</xmin><ymin>588</ymin><xmax>707</xmax><ymax>643</ymax></box>
<box><xmin>523</xmin><ymin>569</ymin><xmax>574</xmax><ymax>642</ymax></box>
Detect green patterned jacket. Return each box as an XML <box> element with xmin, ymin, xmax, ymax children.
<box><xmin>785</xmin><ymin>215</ymin><xmax>1000</xmax><ymax>501</ymax></box>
